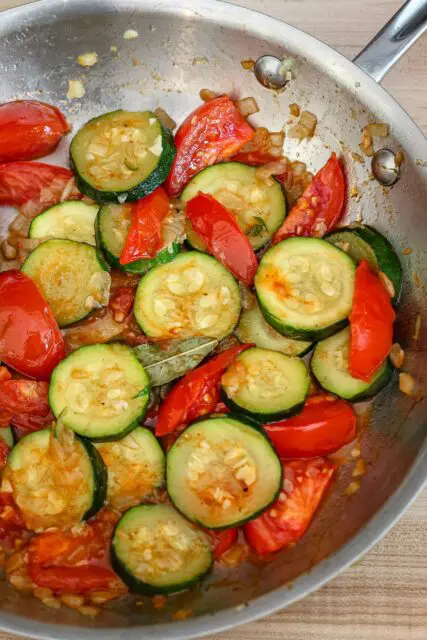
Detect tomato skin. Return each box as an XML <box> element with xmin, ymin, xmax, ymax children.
<box><xmin>166</xmin><ymin>96</ymin><xmax>254</xmax><ymax>197</ymax></box>
<box><xmin>243</xmin><ymin>459</ymin><xmax>336</xmax><ymax>555</ymax></box>
<box><xmin>273</xmin><ymin>153</ymin><xmax>345</xmax><ymax>243</ymax></box>
<box><xmin>207</xmin><ymin>529</ymin><xmax>238</xmax><ymax>560</ymax></box>
<box><xmin>0</xmin><ymin>161</ymin><xmax>81</xmax><ymax>217</ymax></box>
<box><xmin>0</xmin><ymin>270</ymin><xmax>65</xmax><ymax>380</ymax></box>
<box><xmin>0</xmin><ymin>493</ymin><xmax>27</xmax><ymax>548</ymax></box>
<box><xmin>264</xmin><ymin>395</ymin><xmax>357</xmax><ymax>458</ymax></box>
<box><xmin>0</xmin><ymin>101</ymin><xmax>69</xmax><ymax>162</ymax></box>
<box><xmin>120</xmin><ymin>187</ymin><xmax>171</xmax><ymax>264</ymax></box>
<box><xmin>186</xmin><ymin>193</ymin><xmax>258</xmax><ymax>285</ymax></box>
<box><xmin>155</xmin><ymin>344</ymin><xmax>251</xmax><ymax>436</ymax></box>
<box><xmin>0</xmin><ymin>379</ymin><xmax>54</xmax><ymax>437</ymax></box>
<box><xmin>349</xmin><ymin>260</ymin><xmax>395</xmax><ymax>382</ymax></box>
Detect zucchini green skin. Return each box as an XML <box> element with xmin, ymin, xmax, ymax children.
<box><xmin>111</xmin><ymin>505</ymin><xmax>213</xmax><ymax>595</ymax></box>
<box><xmin>258</xmin><ymin>301</ymin><xmax>348</xmax><ymax>342</ymax></box>
<box><xmin>312</xmin><ymin>358</ymin><xmax>394</xmax><ymax>403</ymax></box>
<box><xmin>166</xmin><ymin>414</ymin><xmax>283</xmax><ymax>530</ymax></box>
<box><xmin>70</xmin><ymin>112</ymin><xmax>176</xmax><ymax>203</ymax></box>
<box><xmin>95</xmin><ymin>208</ymin><xmax>180</xmax><ymax>273</ymax></box>
<box><xmin>221</xmin><ymin>391</ymin><xmax>306</xmax><ymax>423</ymax></box>
<box><xmin>327</xmin><ymin>224</ymin><xmax>402</xmax><ymax>304</ymax></box>
<box><xmin>79</xmin><ymin>437</ymin><xmax>108</xmax><ymax>520</ymax></box>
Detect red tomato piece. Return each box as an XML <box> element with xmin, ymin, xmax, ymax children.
<box><xmin>119</xmin><ymin>187</ymin><xmax>171</xmax><ymax>265</ymax></box>
<box><xmin>108</xmin><ymin>286</ymin><xmax>135</xmax><ymax>322</ymax></box>
<box><xmin>264</xmin><ymin>395</ymin><xmax>357</xmax><ymax>458</ymax></box>
<box><xmin>243</xmin><ymin>458</ymin><xmax>336</xmax><ymax>555</ymax></box>
<box><xmin>349</xmin><ymin>260</ymin><xmax>395</xmax><ymax>382</ymax></box>
<box><xmin>0</xmin><ymin>379</ymin><xmax>53</xmax><ymax>437</ymax></box>
<box><xmin>0</xmin><ymin>101</ymin><xmax>69</xmax><ymax>162</ymax></box>
<box><xmin>155</xmin><ymin>344</ymin><xmax>251</xmax><ymax>436</ymax></box>
<box><xmin>207</xmin><ymin>529</ymin><xmax>239</xmax><ymax>561</ymax></box>
<box><xmin>273</xmin><ymin>153</ymin><xmax>345</xmax><ymax>243</ymax></box>
<box><xmin>0</xmin><ymin>270</ymin><xmax>65</xmax><ymax>380</ymax></box>
<box><xmin>0</xmin><ymin>367</ymin><xmax>12</xmax><ymax>383</ymax></box>
<box><xmin>0</xmin><ymin>161</ymin><xmax>81</xmax><ymax>218</ymax></box>
<box><xmin>166</xmin><ymin>96</ymin><xmax>254</xmax><ymax>197</ymax></box>
<box><xmin>185</xmin><ymin>193</ymin><xmax>258</xmax><ymax>286</ymax></box>
<box><xmin>0</xmin><ymin>493</ymin><xmax>27</xmax><ymax>548</ymax></box>
<box><xmin>232</xmin><ymin>127</ymin><xmax>278</xmax><ymax>166</ymax></box>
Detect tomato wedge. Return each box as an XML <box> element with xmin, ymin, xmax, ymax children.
<box><xmin>119</xmin><ymin>187</ymin><xmax>170</xmax><ymax>265</ymax></box>
<box><xmin>243</xmin><ymin>458</ymin><xmax>336</xmax><ymax>555</ymax></box>
<box><xmin>166</xmin><ymin>96</ymin><xmax>254</xmax><ymax>197</ymax></box>
<box><xmin>185</xmin><ymin>192</ymin><xmax>258</xmax><ymax>286</ymax></box>
<box><xmin>0</xmin><ymin>493</ymin><xmax>27</xmax><ymax>548</ymax></box>
<box><xmin>233</xmin><ymin>127</ymin><xmax>278</xmax><ymax>166</ymax></box>
<box><xmin>155</xmin><ymin>344</ymin><xmax>251</xmax><ymax>436</ymax></box>
<box><xmin>349</xmin><ymin>260</ymin><xmax>395</xmax><ymax>382</ymax></box>
<box><xmin>207</xmin><ymin>528</ymin><xmax>239</xmax><ymax>561</ymax></box>
<box><xmin>0</xmin><ymin>101</ymin><xmax>69</xmax><ymax>162</ymax></box>
<box><xmin>264</xmin><ymin>395</ymin><xmax>357</xmax><ymax>458</ymax></box>
<box><xmin>0</xmin><ymin>270</ymin><xmax>65</xmax><ymax>380</ymax></box>
<box><xmin>28</xmin><ymin>511</ymin><xmax>125</xmax><ymax>594</ymax></box>
<box><xmin>0</xmin><ymin>161</ymin><xmax>81</xmax><ymax>218</ymax></box>
<box><xmin>0</xmin><ymin>379</ymin><xmax>53</xmax><ymax>438</ymax></box>
<box><xmin>273</xmin><ymin>153</ymin><xmax>345</xmax><ymax>243</ymax></box>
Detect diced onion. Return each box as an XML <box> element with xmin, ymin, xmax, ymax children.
<box><xmin>413</xmin><ymin>313</ymin><xmax>422</xmax><ymax>341</ymax></box>
<box><xmin>1</xmin><ymin>240</ymin><xmax>17</xmax><ymax>260</ymax></box>
<box><xmin>359</xmin><ymin>128</ymin><xmax>374</xmax><ymax>157</ymax></box>
<box><xmin>199</xmin><ymin>88</ymin><xmax>217</xmax><ymax>102</ymax></box>
<box><xmin>154</xmin><ymin>107</ymin><xmax>176</xmax><ymax>131</ymax></box>
<box><xmin>378</xmin><ymin>271</ymin><xmax>395</xmax><ymax>298</ymax></box>
<box><xmin>399</xmin><ymin>372</ymin><xmax>417</xmax><ymax>397</ymax></box>
<box><xmin>270</xmin><ymin>132</ymin><xmax>285</xmax><ymax>147</ymax></box>
<box><xmin>77</xmin><ymin>52</ymin><xmax>98</xmax><ymax>67</ymax></box>
<box><xmin>288</xmin><ymin>110</ymin><xmax>317</xmax><ymax>141</ymax></box>
<box><xmin>236</xmin><ymin>97</ymin><xmax>259</xmax><ymax>117</ymax></box>
<box><xmin>240</xmin><ymin>59</ymin><xmax>255</xmax><ymax>71</ymax></box>
<box><xmin>60</xmin><ymin>177</ymin><xmax>77</xmax><ymax>202</ymax></box>
<box><xmin>67</xmin><ymin>80</ymin><xmax>85</xmax><ymax>100</ymax></box>
<box><xmin>390</xmin><ymin>343</ymin><xmax>405</xmax><ymax>368</ymax></box>
<box><xmin>255</xmin><ymin>159</ymin><xmax>289</xmax><ymax>184</ymax></box>
<box><xmin>9</xmin><ymin>213</ymin><xmax>29</xmax><ymax>236</ymax></box>
<box><xmin>289</xmin><ymin>103</ymin><xmax>300</xmax><ymax>117</ymax></box>
<box><xmin>366</xmin><ymin>122</ymin><xmax>389</xmax><ymax>137</ymax></box>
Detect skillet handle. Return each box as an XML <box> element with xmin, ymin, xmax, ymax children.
<box><xmin>353</xmin><ymin>0</ymin><xmax>427</xmax><ymax>82</ymax></box>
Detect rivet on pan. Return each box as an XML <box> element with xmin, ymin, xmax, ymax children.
<box><xmin>254</xmin><ymin>55</ymin><xmax>289</xmax><ymax>90</ymax></box>
<box><xmin>371</xmin><ymin>149</ymin><xmax>401</xmax><ymax>187</ymax></box>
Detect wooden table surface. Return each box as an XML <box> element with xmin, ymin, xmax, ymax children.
<box><xmin>0</xmin><ymin>0</ymin><xmax>426</xmax><ymax>638</ymax></box>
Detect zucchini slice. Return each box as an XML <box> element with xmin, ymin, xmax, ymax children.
<box><xmin>29</xmin><ymin>201</ymin><xmax>99</xmax><ymax>246</ymax></box>
<box><xmin>221</xmin><ymin>347</ymin><xmax>310</xmax><ymax>421</ymax></box>
<box><xmin>255</xmin><ymin>237</ymin><xmax>356</xmax><ymax>341</ymax></box>
<box><xmin>236</xmin><ymin>304</ymin><xmax>312</xmax><ymax>356</ymax></box>
<box><xmin>134</xmin><ymin>252</ymin><xmax>241</xmax><ymax>341</ymax></box>
<box><xmin>181</xmin><ymin>162</ymin><xmax>286</xmax><ymax>251</ymax></box>
<box><xmin>311</xmin><ymin>327</ymin><xmax>394</xmax><ymax>401</ymax></box>
<box><xmin>49</xmin><ymin>343</ymin><xmax>150</xmax><ymax>441</ymax></box>
<box><xmin>21</xmin><ymin>239</ymin><xmax>109</xmax><ymax>327</ymax></box>
<box><xmin>4</xmin><ymin>429</ymin><xmax>106</xmax><ymax>531</ymax></box>
<box><xmin>96</xmin><ymin>202</ymin><xmax>181</xmax><ymax>273</ymax></box>
<box><xmin>327</xmin><ymin>224</ymin><xmax>402</xmax><ymax>303</ymax></box>
<box><xmin>166</xmin><ymin>415</ymin><xmax>282</xmax><ymax>529</ymax></box>
<box><xmin>96</xmin><ymin>427</ymin><xmax>165</xmax><ymax>509</ymax></box>
<box><xmin>70</xmin><ymin>110</ymin><xmax>176</xmax><ymax>203</ymax></box>
<box><xmin>112</xmin><ymin>504</ymin><xmax>212</xmax><ymax>595</ymax></box>
<box><xmin>0</xmin><ymin>426</ymin><xmax>14</xmax><ymax>449</ymax></box>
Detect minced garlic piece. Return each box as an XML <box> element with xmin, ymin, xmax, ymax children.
<box><xmin>77</xmin><ymin>52</ymin><xmax>98</xmax><ymax>67</ymax></box>
<box><xmin>67</xmin><ymin>80</ymin><xmax>85</xmax><ymax>99</ymax></box>
<box><xmin>123</xmin><ymin>29</ymin><xmax>139</xmax><ymax>40</ymax></box>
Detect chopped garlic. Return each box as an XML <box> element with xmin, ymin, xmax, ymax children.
<box><xmin>110</xmin><ymin>45</ymin><xmax>118</xmax><ymax>53</ymax></box>
<box><xmin>67</xmin><ymin>80</ymin><xmax>85</xmax><ymax>100</ymax></box>
<box><xmin>77</xmin><ymin>52</ymin><xmax>98</xmax><ymax>67</ymax></box>
<box><xmin>123</xmin><ymin>29</ymin><xmax>139</xmax><ymax>40</ymax></box>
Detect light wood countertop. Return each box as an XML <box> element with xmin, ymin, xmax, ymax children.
<box><xmin>0</xmin><ymin>0</ymin><xmax>426</xmax><ymax>638</ymax></box>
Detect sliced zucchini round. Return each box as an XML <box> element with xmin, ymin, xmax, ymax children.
<box><xmin>221</xmin><ymin>347</ymin><xmax>310</xmax><ymax>421</ymax></box>
<box><xmin>134</xmin><ymin>252</ymin><xmax>241</xmax><ymax>341</ymax></box>
<box><xmin>96</xmin><ymin>427</ymin><xmax>165</xmax><ymax>509</ymax></box>
<box><xmin>96</xmin><ymin>202</ymin><xmax>181</xmax><ymax>273</ymax></box>
<box><xmin>21</xmin><ymin>239</ymin><xmax>109</xmax><ymax>327</ymax></box>
<box><xmin>0</xmin><ymin>426</ymin><xmax>14</xmax><ymax>449</ymax></box>
<box><xmin>181</xmin><ymin>162</ymin><xmax>286</xmax><ymax>251</ymax></box>
<box><xmin>49</xmin><ymin>343</ymin><xmax>150</xmax><ymax>441</ymax></box>
<box><xmin>327</xmin><ymin>224</ymin><xmax>402</xmax><ymax>303</ymax></box>
<box><xmin>166</xmin><ymin>415</ymin><xmax>282</xmax><ymax>529</ymax></box>
<box><xmin>112</xmin><ymin>504</ymin><xmax>212</xmax><ymax>595</ymax></box>
<box><xmin>29</xmin><ymin>201</ymin><xmax>99</xmax><ymax>246</ymax></box>
<box><xmin>70</xmin><ymin>110</ymin><xmax>176</xmax><ymax>203</ymax></box>
<box><xmin>255</xmin><ymin>237</ymin><xmax>356</xmax><ymax>341</ymax></box>
<box><xmin>235</xmin><ymin>304</ymin><xmax>312</xmax><ymax>356</ymax></box>
<box><xmin>311</xmin><ymin>327</ymin><xmax>394</xmax><ymax>401</ymax></box>
<box><xmin>5</xmin><ymin>429</ymin><xmax>106</xmax><ymax>531</ymax></box>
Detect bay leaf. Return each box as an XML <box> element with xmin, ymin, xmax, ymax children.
<box><xmin>134</xmin><ymin>337</ymin><xmax>218</xmax><ymax>386</ymax></box>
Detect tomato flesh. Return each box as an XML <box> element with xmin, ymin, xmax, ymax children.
<box><xmin>207</xmin><ymin>529</ymin><xmax>239</xmax><ymax>560</ymax></box>
<box><xmin>0</xmin><ymin>270</ymin><xmax>65</xmax><ymax>380</ymax></box>
<box><xmin>243</xmin><ymin>458</ymin><xmax>336</xmax><ymax>554</ymax></box>
<box><xmin>155</xmin><ymin>344</ymin><xmax>251</xmax><ymax>436</ymax></box>
<box><xmin>265</xmin><ymin>395</ymin><xmax>357</xmax><ymax>458</ymax></box>
<box><xmin>349</xmin><ymin>260</ymin><xmax>395</xmax><ymax>382</ymax></box>
<box><xmin>0</xmin><ymin>101</ymin><xmax>69</xmax><ymax>162</ymax></box>
<box><xmin>0</xmin><ymin>379</ymin><xmax>53</xmax><ymax>437</ymax></box>
<box><xmin>120</xmin><ymin>187</ymin><xmax>170</xmax><ymax>264</ymax></box>
<box><xmin>185</xmin><ymin>192</ymin><xmax>258</xmax><ymax>286</ymax></box>
<box><xmin>273</xmin><ymin>153</ymin><xmax>345</xmax><ymax>243</ymax></box>
<box><xmin>166</xmin><ymin>96</ymin><xmax>254</xmax><ymax>197</ymax></box>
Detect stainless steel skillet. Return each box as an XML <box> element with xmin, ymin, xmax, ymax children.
<box><xmin>0</xmin><ymin>0</ymin><xmax>426</xmax><ymax>638</ymax></box>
